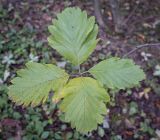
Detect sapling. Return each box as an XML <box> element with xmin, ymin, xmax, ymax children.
<box><xmin>8</xmin><ymin>7</ymin><xmax>145</xmax><ymax>134</ymax></box>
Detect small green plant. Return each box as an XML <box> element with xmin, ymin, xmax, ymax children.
<box><xmin>8</xmin><ymin>7</ymin><xmax>145</xmax><ymax>133</ymax></box>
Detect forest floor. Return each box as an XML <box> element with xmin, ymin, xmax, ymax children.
<box><xmin>0</xmin><ymin>0</ymin><xmax>160</xmax><ymax>140</ymax></box>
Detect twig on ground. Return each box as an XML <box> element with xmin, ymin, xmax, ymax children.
<box><xmin>123</xmin><ymin>43</ymin><xmax>160</xmax><ymax>58</ymax></box>
<box><xmin>123</xmin><ymin>3</ymin><xmax>139</xmax><ymax>25</ymax></box>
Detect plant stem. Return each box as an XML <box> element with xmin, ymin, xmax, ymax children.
<box><xmin>78</xmin><ymin>65</ymin><xmax>81</xmax><ymax>75</ymax></box>
<box><xmin>70</xmin><ymin>71</ymin><xmax>89</xmax><ymax>78</ymax></box>
<box><xmin>80</xmin><ymin>71</ymin><xmax>89</xmax><ymax>75</ymax></box>
<box><xmin>70</xmin><ymin>74</ymin><xmax>79</xmax><ymax>77</ymax></box>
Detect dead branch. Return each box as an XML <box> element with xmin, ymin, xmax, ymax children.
<box><xmin>123</xmin><ymin>43</ymin><xmax>160</xmax><ymax>58</ymax></box>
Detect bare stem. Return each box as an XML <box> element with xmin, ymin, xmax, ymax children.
<box><xmin>70</xmin><ymin>74</ymin><xmax>79</xmax><ymax>77</ymax></box>
<box><xmin>123</xmin><ymin>43</ymin><xmax>160</xmax><ymax>58</ymax></box>
<box><xmin>78</xmin><ymin>65</ymin><xmax>81</xmax><ymax>75</ymax></box>
<box><xmin>80</xmin><ymin>71</ymin><xmax>89</xmax><ymax>75</ymax></box>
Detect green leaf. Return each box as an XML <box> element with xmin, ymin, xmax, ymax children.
<box><xmin>60</xmin><ymin>77</ymin><xmax>110</xmax><ymax>133</ymax></box>
<box><xmin>8</xmin><ymin>62</ymin><xmax>69</xmax><ymax>106</ymax></box>
<box><xmin>129</xmin><ymin>101</ymin><xmax>138</xmax><ymax>115</ymax></box>
<box><xmin>48</xmin><ymin>7</ymin><xmax>98</xmax><ymax>65</ymax></box>
<box><xmin>41</xmin><ymin>131</ymin><xmax>50</xmax><ymax>139</ymax></box>
<box><xmin>98</xmin><ymin>126</ymin><xmax>105</xmax><ymax>137</ymax></box>
<box><xmin>89</xmin><ymin>57</ymin><xmax>145</xmax><ymax>89</ymax></box>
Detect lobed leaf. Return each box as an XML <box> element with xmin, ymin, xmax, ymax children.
<box><xmin>8</xmin><ymin>62</ymin><xmax>69</xmax><ymax>106</ymax></box>
<box><xmin>89</xmin><ymin>57</ymin><xmax>145</xmax><ymax>89</ymax></box>
<box><xmin>48</xmin><ymin>7</ymin><xmax>98</xmax><ymax>65</ymax></box>
<box><xmin>60</xmin><ymin>77</ymin><xmax>110</xmax><ymax>133</ymax></box>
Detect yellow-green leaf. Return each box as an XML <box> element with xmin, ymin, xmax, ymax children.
<box><xmin>48</xmin><ymin>7</ymin><xmax>98</xmax><ymax>65</ymax></box>
<box><xmin>89</xmin><ymin>57</ymin><xmax>145</xmax><ymax>89</ymax></box>
<box><xmin>60</xmin><ymin>77</ymin><xmax>110</xmax><ymax>133</ymax></box>
<box><xmin>8</xmin><ymin>62</ymin><xmax>69</xmax><ymax>106</ymax></box>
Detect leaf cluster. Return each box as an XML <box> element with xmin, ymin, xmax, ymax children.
<box><xmin>8</xmin><ymin>7</ymin><xmax>145</xmax><ymax>133</ymax></box>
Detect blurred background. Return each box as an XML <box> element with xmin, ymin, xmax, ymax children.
<box><xmin>0</xmin><ymin>0</ymin><xmax>160</xmax><ymax>139</ymax></box>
